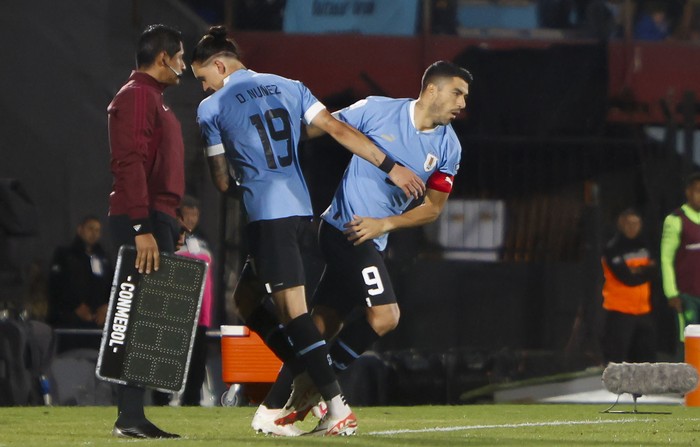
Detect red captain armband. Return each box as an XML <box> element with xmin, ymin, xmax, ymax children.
<box><xmin>427</xmin><ymin>171</ymin><xmax>454</xmax><ymax>193</ymax></box>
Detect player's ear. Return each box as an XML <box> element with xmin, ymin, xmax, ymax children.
<box><xmin>157</xmin><ymin>51</ymin><xmax>169</xmax><ymax>68</ymax></box>
<box><xmin>427</xmin><ymin>82</ymin><xmax>438</xmax><ymax>97</ymax></box>
<box><xmin>214</xmin><ymin>59</ymin><xmax>226</xmax><ymax>74</ymax></box>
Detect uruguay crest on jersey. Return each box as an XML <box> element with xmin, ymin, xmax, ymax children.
<box><xmin>424</xmin><ymin>153</ymin><xmax>438</xmax><ymax>172</ymax></box>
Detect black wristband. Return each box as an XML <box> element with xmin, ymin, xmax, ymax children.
<box><xmin>130</xmin><ymin>217</ymin><xmax>153</xmax><ymax>235</ymax></box>
<box><xmin>378</xmin><ymin>155</ymin><xmax>396</xmax><ymax>174</ymax></box>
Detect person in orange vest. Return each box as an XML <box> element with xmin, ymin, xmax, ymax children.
<box><xmin>601</xmin><ymin>208</ymin><xmax>657</xmax><ymax>363</ymax></box>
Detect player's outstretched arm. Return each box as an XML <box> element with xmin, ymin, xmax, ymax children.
<box><xmin>344</xmin><ymin>188</ymin><xmax>450</xmax><ymax>246</ymax></box>
<box><xmin>310</xmin><ymin>109</ymin><xmax>425</xmax><ymax>199</ymax></box>
<box><xmin>302</xmin><ymin>123</ymin><xmax>327</xmax><ymax>140</ymax></box>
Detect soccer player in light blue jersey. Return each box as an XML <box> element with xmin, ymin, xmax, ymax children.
<box><xmin>191</xmin><ymin>26</ymin><xmax>425</xmax><ymax>437</ymax></box>
<box><xmin>311</xmin><ymin>59</ymin><xmax>469</xmax><ymax>363</ymax></box>
<box><xmin>258</xmin><ymin>61</ymin><xmax>472</xmax><ymax>435</ymax></box>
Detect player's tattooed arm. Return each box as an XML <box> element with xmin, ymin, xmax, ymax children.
<box><xmin>207</xmin><ymin>154</ymin><xmax>229</xmax><ymax>193</ymax></box>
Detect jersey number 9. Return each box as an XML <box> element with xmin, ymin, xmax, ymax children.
<box><xmin>362</xmin><ymin>266</ymin><xmax>384</xmax><ymax>296</ymax></box>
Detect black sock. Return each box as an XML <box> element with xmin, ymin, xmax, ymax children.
<box><xmin>262</xmin><ymin>365</ymin><xmax>294</xmax><ymax>408</ymax></box>
<box><xmin>246</xmin><ymin>303</ymin><xmax>301</xmax><ymax>372</ymax></box>
<box><xmin>116</xmin><ymin>385</ymin><xmax>146</xmax><ymax>426</ymax></box>
<box><xmin>284</xmin><ymin>313</ymin><xmax>341</xmax><ymax>401</ymax></box>
<box><xmin>329</xmin><ymin>317</ymin><xmax>380</xmax><ymax>373</ymax></box>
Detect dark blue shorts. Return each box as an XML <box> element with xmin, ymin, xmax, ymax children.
<box><xmin>245</xmin><ymin>216</ymin><xmax>312</xmax><ymax>293</ymax></box>
<box><xmin>312</xmin><ymin>220</ymin><xmax>397</xmax><ymax>317</ymax></box>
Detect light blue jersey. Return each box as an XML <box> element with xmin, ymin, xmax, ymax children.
<box><xmin>322</xmin><ymin>96</ymin><xmax>462</xmax><ymax>251</ymax></box>
<box><xmin>198</xmin><ymin>69</ymin><xmax>325</xmax><ymax>222</ymax></box>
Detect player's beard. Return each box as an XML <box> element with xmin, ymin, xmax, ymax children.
<box><xmin>433</xmin><ymin>112</ymin><xmax>456</xmax><ymax>127</ymax></box>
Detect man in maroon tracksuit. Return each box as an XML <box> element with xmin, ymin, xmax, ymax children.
<box><xmin>106</xmin><ymin>24</ymin><xmax>186</xmax><ymax>439</ymax></box>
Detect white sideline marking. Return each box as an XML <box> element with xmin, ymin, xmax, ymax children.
<box><xmin>368</xmin><ymin>418</ymin><xmax>653</xmax><ymax>436</ymax></box>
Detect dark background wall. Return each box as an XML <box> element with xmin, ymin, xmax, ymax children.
<box><xmin>0</xmin><ymin>1</ymin><xmax>693</xmax><ymax>373</ymax></box>
<box><xmin>1</xmin><ymin>1</ymin><xmax>693</xmax><ymax>265</ymax></box>
<box><xmin>0</xmin><ymin>0</ymin><xmax>213</xmax><ymax>263</ymax></box>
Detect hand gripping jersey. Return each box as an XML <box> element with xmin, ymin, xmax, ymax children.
<box><xmin>197</xmin><ymin>69</ymin><xmax>325</xmax><ymax>222</ymax></box>
<box><xmin>322</xmin><ymin>96</ymin><xmax>462</xmax><ymax>251</ymax></box>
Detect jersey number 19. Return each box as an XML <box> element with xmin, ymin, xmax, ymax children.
<box><xmin>249</xmin><ymin>108</ymin><xmax>293</xmax><ymax>169</ymax></box>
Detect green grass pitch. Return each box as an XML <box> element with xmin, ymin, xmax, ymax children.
<box><xmin>1</xmin><ymin>404</ymin><xmax>700</xmax><ymax>446</ymax></box>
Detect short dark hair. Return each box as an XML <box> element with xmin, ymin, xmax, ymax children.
<box><xmin>191</xmin><ymin>25</ymin><xmax>240</xmax><ymax>64</ymax></box>
<box><xmin>136</xmin><ymin>24</ymin><xmax>183</xmax><ymax>68</ymax></box>
<box><xmin>685</xmin><ymin>172</ymin><xmax>700</xmax><ymax>188</ymax></box>
<box><xmin>421</xmin><ymin>61</ymin><xmax>473</xmax><ymax>91</ymax></box>
<box><xmin>180</xmin><ymin>195</ymin><xmax>200</xmax><ymax>210</ymax></box>
<box><xmin>618</xmin><ymin>208</ymin><xmax>641</xmax><ymax>220</ymax></box>
<box><xmin>78</xmin><ymin>214</ymin><xmax>101</xmax><ymax>226</ymax></box>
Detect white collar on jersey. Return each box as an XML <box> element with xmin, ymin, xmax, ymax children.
<box><xmin>409</xmin><ymin>100</ymin><xmax>438</xmax><ymax>134</ymax></box>
<box><xmin>222</xmin><ymin>69</ymin><xmax>253</xmax><ymax>86</ymax></box>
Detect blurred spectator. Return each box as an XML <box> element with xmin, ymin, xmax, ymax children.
<box><xmin>236</xmin><ymin>0</ymin><xmax>286</xmax><ymax>30</ymax></box>
<box><xmin>432</xmin><ymin>0</ymin><xmax>458</xmax><ymax>35</ymax></box>
<box><xmin>538</xmin><ymin>0</ymin><xmax>575</xmax><ymax>28</ymax></box>
<box><xmin>664</xmin><ymin>0</ymin><xmax>688</xmax><ymax>35</ymax></box>
<box><xmin>176</xmin><ymin>196</ymin><xmax>214</xmax><ymax>406</ymax></box>
<box><xmin>179</xmin><ymin>195</ymin><xmax>211</xmax><ymax>246</ymax></box>
<box><xmin>579</xmin><ymin>0</ymin><xmax>614</xmax><ymax>39</ymax></box>
<box><xmin>633</xmin><ymin>1</ymin><xmax>670</xmax><ymax>40</ymax></box>
<box><xmin>661</xmin><ymin>172</ymin><xmax>700</xmax><ymax>354</ymax></box>
<box><xmin>24</xmin><ymin>260</ymin><xmax>49</xmax><ymax>322</ymax></box>
<box><xmin>577</xmin><ymin>0</ymin><xmax>626</xmax><ymax>39</ymax></box>
<box><xmin>183</xmin><ymin>0</ymin><xmax>285</xmax><ymax>30</ymax></box>
<box><xmin>574</xmin><ymin>0</ymin><xmax>594</xmax><ymax>24</ymax></box>
<box><xmin>184</xmin><ymin>0</ymin><xmax>225</xmax><ymax>24</ymax></box>
<box><xmin>49</xmin><ymin>215</ymin><xmax>112</xmax><ymax>351</ymax></box>
<box><xmin>676</xmin><ymin>0</ymin><xmax>700</xmax><ymax>40</ymax></box>
<box><xmin>629</xmin><ymin>0</ymin><xmax>686</xmax><ymax>40</ymax></box>
<box><xmin>600</xmin><ymin>209</ymin><xmax>657</xmax><ymax>363</ymax></box>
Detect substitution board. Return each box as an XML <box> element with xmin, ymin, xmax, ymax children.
<box><xmin>96</xmin><ymin>245</ymin><xmax>207</xmax><ymax>393</ymax></box>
